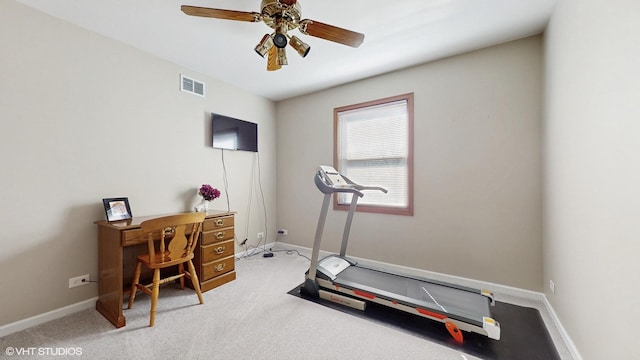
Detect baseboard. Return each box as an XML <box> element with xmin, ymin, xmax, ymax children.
<box><xmin>274</xmin><ymin>241</ymin><xmax>580</xmax><ymax>359</ymax></box>
<box><xmin>542</xmin><ymin>296</ymin><xmax>583</xmax><ymax>360</ymax></box>
<box><xmin>0</xmin><ymin>297</ymin><xmax>97</xmax><ymax>338</ymax></box>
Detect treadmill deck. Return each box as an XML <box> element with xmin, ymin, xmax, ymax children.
<box><xmin>332</xmin><ymin>265</ymin><xmax>492</xmax><ymax>326</ymax></box>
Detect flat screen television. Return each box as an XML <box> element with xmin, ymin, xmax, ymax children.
<box><xmin>211</xmin><ymin>113</ymin><xmax>258</xmax><ymax>152</ymax></box>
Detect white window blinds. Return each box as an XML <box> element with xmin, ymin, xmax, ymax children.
<box><xmin>336</xmin><ymin>99</ymin><xmax>410</xmax><ymax>208</ymax></box>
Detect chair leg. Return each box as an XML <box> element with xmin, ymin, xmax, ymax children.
<box><xmin>178</xmin><ymin>263</ymin><xmax>185</xmax><ymax>290</ymax></box>
<box><xmin>149</xmin><ymin>268</ymin><xmax>160</xmax><ymax>327</ymax></box>
<box><xmin>127</xmin><ymin>262</ymin><xmax>142</xmax><ymax>309</ymax></box>
<box><xmin>187</xmin><ymin>260</ymin><xmax>204</xmax><ymax>304</ymax></box>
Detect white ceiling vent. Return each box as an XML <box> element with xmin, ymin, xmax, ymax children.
<box><xmin>180</xmin><ymin>74</ymin><xmax>205</xmax><ymax>97</ymax></box>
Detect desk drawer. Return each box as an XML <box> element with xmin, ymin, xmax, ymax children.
<box><xmin>201</xmin><ymin>256</ymin><xmax>235</xmax><ymax>281</ymax></box>
<box><xmin>121</xmin><ymin>223</ymin><xmax>202</xmax><ymax>247</ymax></box>
<box><xmin>122</xmin><ymin>229</ymin><xmax>145</xmax><ymax>246</ymax></box>
<box><xmin>199</xmin><ymin>271</ymin><xmax>236</xmax><ymax>292</ymax></box>
<box><xmin>201</xmin><ymin>239</ymin><xmax>234</xmax><ymax>263</ymax></box>
<box><xmin>201</xmin><ymin>228</ymin><xmax>234</xmax><ymax>245</ymax></box>
<box><xmin>203</xmin><ymin>215</ymin><xmax>234</xmax><ymax>231</ymax></box>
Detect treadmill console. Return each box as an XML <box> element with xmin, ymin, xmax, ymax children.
<box><xmin>318</xmin><ymin>166</ymin><xmax>351</xmax><ymax>188</ymax></box>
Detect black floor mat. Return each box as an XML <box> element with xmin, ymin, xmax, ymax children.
<box><xmin>288</xmin><ymin>284</ymin><xmax>560</xmax><ymax>360</ymax></box>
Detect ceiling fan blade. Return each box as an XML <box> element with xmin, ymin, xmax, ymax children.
<box><xmin>267</xmin><ymin>46</ymin><xmax>282</xmax><ymax>71</ymax></box>
<box><xmin>299</xmin><ymin>19</ymin><xmax>365</xmax><ymax>48</ymax></box>
<box><xmin>181</xmin><ymin>5</ymin><xmax>261</xmax><ymax>22</ymax></box>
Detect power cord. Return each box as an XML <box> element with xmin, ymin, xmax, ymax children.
<box><xmin>221</xmin><ymin>149</ymin><xmax>231</xmax><ymax>213</ymax></box>
<box><xmin>255</xmin><ymin>152</ymin><xmax>271</xmax><ymax>256</ymax></box>
<box><xmin>236</xmin><ymin>246</ymin><xmax>309</xmax><ymax>262</ymax></box>
<box><xmin>237</xmin><ymin>234</ymin><xmax>311</xmax><ymax>262</ymax></box>
<box><xmin>219</xmin><ymin>147</ymin><xmax>273</xmax><ymax>260</ymax></box>
<box><xmin>269</xmin><ymin>248</ymin><xmax>310</xmax><ymax>262</ymax></box>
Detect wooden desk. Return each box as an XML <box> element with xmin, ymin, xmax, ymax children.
<box><xmin>95</xmin><ymin>210</ymin><xmax>236</xmax><ymax>328</ymax></box>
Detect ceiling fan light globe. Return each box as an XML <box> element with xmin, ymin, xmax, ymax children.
<box><xmin>273</xmin><ymin>33</ymin><xmax>288</xmax><ymax>48</ymax></box>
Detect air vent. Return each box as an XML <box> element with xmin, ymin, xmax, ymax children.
<box><xmin>180</xmin><ymin>74</ymin><xmax>205</xmax><ymax>97</ymax></box>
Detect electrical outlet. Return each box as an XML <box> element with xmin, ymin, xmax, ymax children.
<box><xmin>277</xmin><ymin>229</ymin><xmax>288</xmax><ymax>236</ymax></box>
<box><xmin>549</xmin><ymin>280</ymin><xmax>555</xmax><ymax>294</ymax></box>
<box><xmin>69</xmin><ymin>274</ymin><xmax>90</xmax><ymax>288</ymax></box>
<box><xmin>257</xmin><ymin>232</ymin><xmax>264</xmax><ymax>239</ymax></box>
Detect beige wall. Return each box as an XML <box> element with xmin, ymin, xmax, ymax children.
<box><xmin>544</xmin><ymin>0</ymin><xmax>640</xmax><ymax>358</ymax></box>
<box><xmin>277</xmin><ymin>36</ymin><xmax>543</xmax><ymax>291</ymax></box>
<box><xmin>0</xmin><ymin>1</ymin><xmax>276</xmax><ymax>326</ymax></box>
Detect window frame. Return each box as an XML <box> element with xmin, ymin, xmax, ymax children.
<box><xmin>333</xmin><ymin>93</ymin><xmax>414</xmax><ymax>216</ymax></box>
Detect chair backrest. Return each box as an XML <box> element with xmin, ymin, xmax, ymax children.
<box><xmin>139</xmin><ymin>212</ymin><xmax>206</xmax><ymax>265</ymax></box>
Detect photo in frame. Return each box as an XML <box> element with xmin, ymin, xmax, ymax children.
<box><xmin>102</xmin><ymin>197</ymin><xmax>132</xmax><ymax>222</ymax></box>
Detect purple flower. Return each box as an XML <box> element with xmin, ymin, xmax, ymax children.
<box><xmin>199</xmin><ymin>184</ymin><xmax>221</xmax><ymax>201</ymax></box>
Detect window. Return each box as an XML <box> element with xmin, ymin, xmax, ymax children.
<box><xmin>334</xmin><ymin>93</ymin><xmax>414</xmax><ymax>216</ymax></box>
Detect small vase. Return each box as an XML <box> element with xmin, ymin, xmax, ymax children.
<box><xmin>195</xmin><ymin>199</ymin><xmax>210</xmax><ymax>212</ymax></box>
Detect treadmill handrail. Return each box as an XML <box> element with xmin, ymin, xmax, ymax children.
<box><xmin>340</xmin><ymin>174</ymin><xmax>389</xmax><ymax>194</ymax></box>
<box><xmin>314</xmin><ymin>171</ymin><xmax>364</xmax><ymax>197</ymax></box>
<box><xmin>314</xmin><ymin>170</ymin><xmax>388</xmax><ymax>197</ymax></box>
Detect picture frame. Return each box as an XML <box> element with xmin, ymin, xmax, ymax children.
<box><xmin>102</xmin><ymin>197</ymin><xmax>133</xmax><ymax>222</ymax></box>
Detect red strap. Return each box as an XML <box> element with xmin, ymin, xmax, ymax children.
<box><xmin>416</xmin><ymin>308</ymin><xmax>447</xmax><ymax>320</ymax></box>
<box><xmin>353</xmin><ymin>289</ymin><xmax>376</xmax><ymax>300</ymax></box>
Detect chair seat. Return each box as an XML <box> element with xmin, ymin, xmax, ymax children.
<box><xmin>136</xmin><ymin>252</ymin><xmax>194</xmax><ymax>269</ymax></box>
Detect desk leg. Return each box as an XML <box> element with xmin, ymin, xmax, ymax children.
<box><xmin>97</xmin><ymin>226</ymin><xmax>126</xmax><ymax>328</ymax></box>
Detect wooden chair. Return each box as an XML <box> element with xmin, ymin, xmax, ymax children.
<box><xmin>127</xmin><ymin>212</ymin><xmax>206</xmax><ymax>326</ymax></box>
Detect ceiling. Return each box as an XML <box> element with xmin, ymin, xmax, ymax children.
<box><xmin>16</xmin><ymin>0</ymin><xmax>556</xmax><ymax>101</ymax></box>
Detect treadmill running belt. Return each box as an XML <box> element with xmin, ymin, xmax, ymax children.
<box><xmin>336</xmin><ymin>266</ymin><xmax>491</xmax><ymax>323</ymax></box>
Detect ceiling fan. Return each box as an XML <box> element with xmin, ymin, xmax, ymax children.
<box><xmin>181</xmin><ymin>0</ymin><xmax>365</xmax><ymax>71</ymax></box>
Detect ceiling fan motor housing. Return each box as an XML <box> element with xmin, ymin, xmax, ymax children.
<box><xmin>261</xmin><ymin>0</ymin><xmax>302</xmax><ymax>30</ymax></box>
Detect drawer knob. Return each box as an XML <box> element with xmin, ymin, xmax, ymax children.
<box><xmin>215</xmin><ymin>231</ymin><xmax>225</xmax><ymax>239</ymax></box>
<box><xmin>215</xmin><ymin>219</ymin><xmax>225</xmax><ymax>226</ymax></box>
<box><xmin>214</xmin><ymin>263</ymin><xmax>226</xmax><ymax>272</ymax></box>
<box><xmin>214</xmin><ymin>246</ymin><xmax>225</xmax><ymax>254</ymax></box>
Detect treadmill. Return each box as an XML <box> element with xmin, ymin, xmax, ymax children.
<box><xmin>301</xmin><ymin>166</ymin><xmax>500</xmax><ymax>342</ymax></box>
